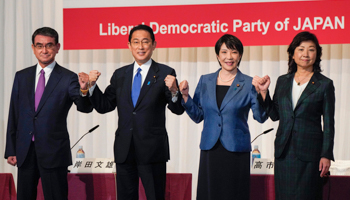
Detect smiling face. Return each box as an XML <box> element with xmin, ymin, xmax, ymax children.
<box><xmin>128</xmin><ymin>30</ymin><xmax>157</xmax><ymax>66</ymax></box>
<box><xmin>32</xmin><ymin>35</ymin><xmax>60</xmax><ymax>68</ymax></box>
<box><xmin>217</xmin><ymin>43</ymin><xmax>241</xmax><ymax>73</ymax></box>
<box><xmin>293</xmin><ymin>40</ymin><xmax>317</xmax><ymax>71</ymax></box>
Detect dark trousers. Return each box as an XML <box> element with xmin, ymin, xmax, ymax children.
<box><xmin>17</xmin><ymin>142</ymin><xmax>68</xmax><ymax>200</ymax></box>
<box><xmin>116</xmin><ymin>140</ymin><xmax>166</xmax><ymax>200</ymax></box>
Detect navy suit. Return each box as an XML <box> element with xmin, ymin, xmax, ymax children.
<box><xmin>4</xmin><ymin>63</ymin><xmax>92</xmax><ymax>200</ymax></box>
<box><xmin>89</xmin><ymin>60</ymin><xmax>184</xmax><ymax>200</ymax></box>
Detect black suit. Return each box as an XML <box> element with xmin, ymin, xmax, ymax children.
<box><xmin>4</xmin><ymin>63</ymin><xmax>93</xmax><ymax>200</ymax></box>
<box><xmin>89</xmin><ymin>60</ymin><xmax>184</xmax><ymax>199</ymax></box>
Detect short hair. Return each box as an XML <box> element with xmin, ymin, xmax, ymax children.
<box><xmin>287</xmin><ymin>31</ymin><xmax>322</xmax><ymax>73</ymax></box>
<box><xmin>215</xmin><ymin>34</ymin><xmax>244</xmax><ymax>66</ymax></box>
<box><xmin>128</xmin><ymin>24</ymin><xmax>155</xmax><ymax>43</ymax></box>
<box><xmin>32</xmin><ymin>27</ymin><xmax>59</xmax><ymax>44</ymax></box>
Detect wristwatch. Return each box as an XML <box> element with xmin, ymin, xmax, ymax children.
<box><xmin>171</xmin><ymin>90</ymin><xmax>179</xmax><ymax>103</ymax></box>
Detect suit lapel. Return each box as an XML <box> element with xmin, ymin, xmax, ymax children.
<box><xmin>220</xmin><ymin>69</ymin><xmax>245</xmax><ymax>111</ymax></box>
<box><xmin>35</xmin><ymin>64</ymin><xmax>63</xmax><ymax>114</ymax></box>
<box><xmin>134</xmin><ymin>61</ymin><xmax>159</xmax><ymax>108</ymax></box>
<box><xmin>123</xmin><ymin>64</ymin><xmax>134</xmax><ymax>108</ymax></box>
<box><xmin>280</xmin><ymin>73</ymin><xmax>294</xmax><ymax>111</ymax></box>
<box><xmin>295</xmin><ymin>73</ymin><xmax>320</xmax><ymax>110</ymax></box>
<box><xmin>207</xmin><ymin>70</ymin><xmax>219</xmax><ymax>112</ymax></box>
<box><xmin>28</xmin><ymin>66</ymin><xmax>37</xmax><ymax>112</ymax></box>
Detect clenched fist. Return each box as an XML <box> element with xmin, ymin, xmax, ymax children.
<box><xmin>252</xmin><ymin>75</ymin><xmax>270</xmax><ymax>94</ymax></box>
<box><xmin>252</xmin><ymin>75</ymin><xmax>270</xmax><ymax>101</ymax></box>
<box><xmin>164</xmin><ymin>75</ymin><xmax>178</xmax><ymax>93</ymax></box>
<box><xmin>179</xmin><ymin>80</ymin><xmax>189</xmax><ymax>103</ymax></box>
<box><xmin>89</xmin><ymin>70</ymin><xmax>101</xmax><ymax>87</ymax></box>
<box><xmin>78</xmin><ymin>72</ymin><xmax>89</xmax><ymax>90</ymax></box>
<box><xmin>7</xmin><ymin>156</ymin><xmax>17</xmax><ymax>166</ymax></box>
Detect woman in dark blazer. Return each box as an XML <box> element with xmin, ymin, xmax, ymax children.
<box><xmin>179</xmin><ymin>34</ymin><xmax>267</xmax><ymax>200</ymax></box>
<box><xmin>253</xmin><ymin>31</ymin><xmax>335</xmax><ymax>200</ymax></box>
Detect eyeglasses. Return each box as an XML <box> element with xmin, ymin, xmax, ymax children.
<box><xmin>34</xmin><ymin>43</ymin><xmax>56</xmax><ymax>50</ymax></box>
<box><xmin>131</xmin><ymin>40</ymin><xmax>152</xmax><ymax>47</ymax></box>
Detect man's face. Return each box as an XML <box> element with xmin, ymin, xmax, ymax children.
<box><xmin>128</xmin><ymin>30</ymin><xmax>156</xmax><ymax>66</ymax></box>
<box><xmin>32</xmin><ymin>35</ymin><xmax>60</xmax><ymax>68</ymax></box>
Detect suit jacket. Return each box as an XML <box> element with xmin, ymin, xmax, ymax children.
<box><xmin>89</xmin><ymin>60</ymin><xmax>184</xmax><ymax>164</ymax></box>
<box><xmin>259</xmin><ymin>72</ymin><xmax>335</xmax><ymax>161</ymax></box>
<box><xmin>182</xmin><ymin>69</ymin><xmax>267</xmax><ymax>152</ymax></box>
<box><xmin>4</xmin><ymin>63</ymin><xmax>93</xmax><ymax>168</ymax></box>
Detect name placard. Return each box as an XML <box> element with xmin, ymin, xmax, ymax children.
<box><xmin>70</xmin><ymin>158</ymin><xmax>116</xmax><ymax>173</ymax></box>
<box><xmin>251</xmin><ymin>158</ymin><xmax>274</xmax><ymax>174</ymax></box>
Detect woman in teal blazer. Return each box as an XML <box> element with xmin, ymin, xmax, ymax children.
<box><xmin>253</xmin><ymin>31</ymin><xmax>335</xmax><ymax>199</ymax></box>
<box><xmin>180</xmin><ymin>34</ymin><xmax>267</xmax><ymax>200</ymax></box>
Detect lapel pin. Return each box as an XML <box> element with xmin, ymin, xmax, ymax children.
<box><xmin>147</xmin><ymin>81</ymin><xmax>151</xmax><ymax>85</ymax></box>
<box><xmin>312</xmin><ymin>82</ymin><xmax>315</xmax><ymax>84</ymax></box>
<box><xmin>236</xmin><ymin>84</ymin><xmax>240</xmax><ymax>87</ymax></box>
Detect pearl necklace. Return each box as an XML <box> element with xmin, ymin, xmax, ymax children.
<box><xmin>219</xmin><ymin>71</ymin><xmax>237</xmax><ymax>82</ymax></box>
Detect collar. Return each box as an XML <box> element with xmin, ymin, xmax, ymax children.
<box><xmin>133</xmin><ymin>59</ymin><xmax>152</xmax><ymax>74</ymax></box>
<box><xmin>36</xmin><ymin>61</ymin><xmax>56</xmax><ymax>76</ymax></box>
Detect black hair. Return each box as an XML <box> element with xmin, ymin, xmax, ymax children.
<box><xmin>32</xmin><ymin>27</ymin><xmax>59</xmax><ymax>44</ymax></box>
<box><xmin>128</xmin><ymin>24</ymin><xmax>155</xmax><ymax>43</ymax></box>
<box><xmin>287</xmin><ymin>31</ymin><xmax>322</xmax><ymax>73</ymax></box>
<box><xmin>215</xmin><ymin>34</ymin><xmax>243</xmax><ymax>66</ymax></box>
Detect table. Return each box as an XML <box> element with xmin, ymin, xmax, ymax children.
<box><xmin>250</xmin><ymin>174</ymin><xmax>275</xmax><ymax>200</ymax></box>
<box><xmin>37</xmin><ymin>173</ymin><xmax>191</xmax><ymax>200</ymax></box>
<box><xmin>0</xmin><ymin>173</ymin><xmax>16</xmax><ymax>200</ymax></box>
<box><xmin>3</xmin><ymin>173</ymin><xmax>349</xmax><ymax>199</ymax></box>
<box><xmin>250</xmin><ymin>174</ymin><xmax>350</xmax><ymax>200</ymax></box>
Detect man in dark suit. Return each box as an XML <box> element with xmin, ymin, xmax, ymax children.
<box><xmin>79</xmin><ymin>24</ymin><xmax>184</xmax><ymax>200</ymax></box>
<box><xmin>4</xmin><ymin>27</ymin><xmax>92</xmax><ymax>200</ymax></box>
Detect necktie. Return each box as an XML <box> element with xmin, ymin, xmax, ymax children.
<box><xmin>131</xmin><ymin>68</ymin><xmax>142</xmax><ymax>107</ymax></box>
<box><xmin>35</xmin><ymin>69</ymin><xmax>45</xmax><ymax>111</ymax></box>
<box><xmin>33</xmin><ymin>69</ymin><xmax>45</xmax><ymax>141</ymax></box>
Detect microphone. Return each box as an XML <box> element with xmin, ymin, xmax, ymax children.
<box><xmin>251</xmin><ymin>128</ymin><xmax>274</xmax><ymax>143</ymax></box>
<box><xmin>71</xmin><ymin>125</ymin><xmax>99</xmax><ymax>150</ymax></box>
<box><xmin>88</xmin><ymin>125</ymin><xmax>99</xmax><ymax>133</ymax></box>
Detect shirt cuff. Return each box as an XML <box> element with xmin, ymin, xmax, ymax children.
<box><xmin>88</xmin><ymin>84</ymin><xmax>97</xmax><ymax>96</ymax></box>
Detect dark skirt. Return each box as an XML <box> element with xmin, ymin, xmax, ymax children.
<box><xmin>197</xmin><ymin>140</ymin><xmax>250</xmax><ymax>200</ymax></box>
<box><xmin>275</xmin><ymin>137</ymin><xmax>323</xmax><ymax>200</ymax></box>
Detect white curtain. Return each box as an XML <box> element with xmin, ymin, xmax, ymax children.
<box><xmin>1</xmin><ymin>1</ymin><xmax>350</xmax><ymax>199</ymax></box>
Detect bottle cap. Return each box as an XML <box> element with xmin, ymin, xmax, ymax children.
<box><xmin>78</xmin><ymin>145</ymin><xmax>83</xmax><ymax>149</ymax></box>
<box><xmin>254</xmin><ymin>145</ymin><xmax>258</xmax><ymax>149</ymax></box>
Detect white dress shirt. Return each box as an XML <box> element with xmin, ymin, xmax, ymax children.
<box><xmin>35</xmin><ymin>61</ymin><xmax>56</xmax><ymax>91</ymax></box>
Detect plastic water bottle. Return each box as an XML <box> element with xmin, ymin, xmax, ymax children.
<box><xmin>252</xmin><ymin>145</ymin><xmax>261</xmax><ymax>165</ymax></box>
<box><xmin>76</xmin><ymin>146</ymin><xmax>85</xmax><ymax>158</ymax></box>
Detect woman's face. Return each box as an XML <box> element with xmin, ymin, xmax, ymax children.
<box><xmin>217</xmin><ymin>43</ymin><xmax>241</xmax><ymax>72</ymax></box>
<box><xmin>293</xmin><ymin>40</ymin><xmax>317</xmax><ymax>70</ymax></box>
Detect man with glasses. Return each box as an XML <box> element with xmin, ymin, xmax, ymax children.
<box><xmin>79</xmin><ymin>24</ymin><xmax>184</xmax><ymax>200</ymax></box>
<box><xmin>4</xmin><ymin>27</ymin><xmax>92</xmax><ymax>200</ymax></box>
